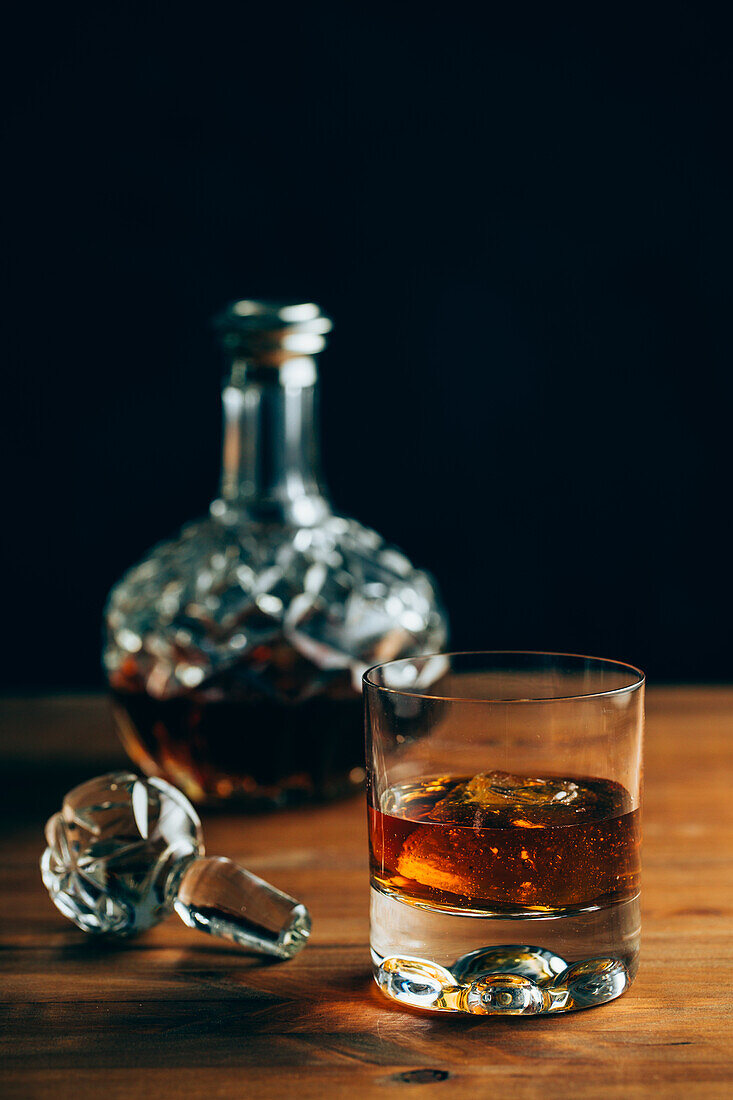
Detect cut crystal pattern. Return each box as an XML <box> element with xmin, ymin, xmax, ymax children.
<box><xmin>41</xmin><ymin>771</ymin><xmax>202</xmax><ymax>935</ymax></box>
<box><xmin>104</xmin><ymin>513</ymin><xmax>446</xmax><ymax>702</ymax></box>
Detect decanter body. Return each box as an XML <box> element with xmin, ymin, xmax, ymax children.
<box><xmin>104</xmin><ymin>301</ymin><xmax>447</xmax><ymax>807</ymax></box>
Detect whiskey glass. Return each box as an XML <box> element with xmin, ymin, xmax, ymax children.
<box><xmin>365</xmin><ymin>652</ymin><xmax>644</xmax><ymax>1015</ymax></box>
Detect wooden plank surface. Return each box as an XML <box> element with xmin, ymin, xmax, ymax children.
<box><xmin>1</xmin><ymin>688</ymin><xmax>731</xmax><ymax>1099</ymax></box>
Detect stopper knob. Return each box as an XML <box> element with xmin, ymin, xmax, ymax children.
<box><xmin>40</xmin><ymin>771</ymin><xmax>310</xmax><ymax>960</ymax></box>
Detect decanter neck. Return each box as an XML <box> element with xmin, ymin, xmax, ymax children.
<box><xmin>213</xmin><ymin>356</ymin><xmax>330</xmax><ymax>525</ymax></box>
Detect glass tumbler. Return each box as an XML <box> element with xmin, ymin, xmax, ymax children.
<box><xmin>365</xmin><ymin>652</ymin><xmax>644</xmax><ymax>1015</ymax></box>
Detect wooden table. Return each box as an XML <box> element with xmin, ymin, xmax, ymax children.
<box><xmin>1</xmin><ymin>689</ymin><xmax>731</xmax><ymax>1098</ymax></box>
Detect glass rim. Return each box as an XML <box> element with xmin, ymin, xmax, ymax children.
<box><xmin>362</xmin><ymin>650</ymin><xmax>646</xmax><ymax>704</ymax></box>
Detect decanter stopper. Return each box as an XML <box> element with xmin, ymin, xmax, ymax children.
<box><xmin>40</xmin><ymin>771</ymin><xmax>310</xmax><ymax>959</ymax></box>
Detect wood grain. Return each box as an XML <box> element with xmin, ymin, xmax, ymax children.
<box><xmin>1</xmin><ymin>688</ymin><xmax>731</xmax><ymax>1099</ymax></box>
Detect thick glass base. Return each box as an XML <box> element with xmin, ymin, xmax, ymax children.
<box><xmin>370</xmin><ymin>886</ymin><xmax>640</xmax><ymax>1015</ymax></box>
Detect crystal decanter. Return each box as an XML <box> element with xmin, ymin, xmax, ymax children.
<box><xmin>104</xmin><ymin>300</ymin><xmax>447</xmax><ymax>807</ymax></box>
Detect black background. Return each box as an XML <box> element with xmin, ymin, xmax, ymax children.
<box><xmin>3</xmin><ymin>3</ymin><xmax>732</xmax><ymax>689</ymax></box>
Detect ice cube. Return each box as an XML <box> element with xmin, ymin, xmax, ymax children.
<box><xmin>396</xmin><ymin>824</ymin><xmax>493</xmax><ymax>899</ymax></box>
<box><xmin>428</xmin><ymin>770</ymin><xmax>600</xmax><ymax>828</ymax></box>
